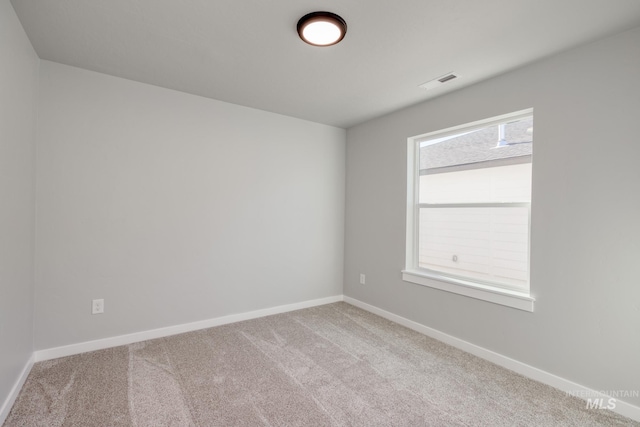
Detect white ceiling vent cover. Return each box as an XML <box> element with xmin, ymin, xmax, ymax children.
<box><xmin>419</xmin><ymin>72</ymin><xmax>460</xmax><ymax>91</ymax></box>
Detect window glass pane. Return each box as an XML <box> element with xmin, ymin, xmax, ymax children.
<box><xmin>419</xmin><ymin>117</ymin><xmax>532</xmax><ymax>204</ymax></box>
<box><xmin>418</xmin><ymin>206</ymin><xmax>529</xmax><ymax>290</ymax></box>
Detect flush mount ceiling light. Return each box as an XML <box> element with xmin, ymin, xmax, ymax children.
<box><xmin>297</xmin><ymin>11</ymin><xmax>347</xmax><ymax>46</ymax></box>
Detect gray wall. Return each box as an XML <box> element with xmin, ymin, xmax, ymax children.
<box><xmin>0</xmin><ymin>0</ymin><xmax>38</xmax><ymax>411</ymax></box>
<box><xmin>35</xmin><ymin>61</ymin><xmax>345</xmax><ymax>349</ymax></box>
<box><xmin>345</xmin><ymin>27</ymin><xmax>640</xmax><ymax>405</ymax></box>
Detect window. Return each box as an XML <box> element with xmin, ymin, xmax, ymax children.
<box><xmin>403</xmin><ymin>109</ymin><xmax>535</xmax><ymax>311</ymax></box>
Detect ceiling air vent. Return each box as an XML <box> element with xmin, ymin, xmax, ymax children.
<box><xmin>419</xmin><ymin>72</ymin><xmax>459</xmax><ymax>91</ymax></box>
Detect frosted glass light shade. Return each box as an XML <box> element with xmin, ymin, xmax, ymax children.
<box><xmin>297</xmin><ymin>12</ymin><xmax>347</xmax><ymax>46</ymax></box>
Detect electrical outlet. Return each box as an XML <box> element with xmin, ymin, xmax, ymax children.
<box><xmin>359</xmin><ymin>273</ymin><xmax>366</xmax><ymax>285</ymax></box>
<box><xmin>92</xmin><ymin>299</ymin><xmax>104</xmax><ymax>315</ymax></box>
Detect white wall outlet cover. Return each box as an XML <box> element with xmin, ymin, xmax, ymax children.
<box><xmin>92</xmin><ymin>299</ymin><xmax>104</xmax><ymax>314</ymax></box>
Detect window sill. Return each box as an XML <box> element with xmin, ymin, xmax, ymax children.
<box><xmin>401</xmin><ymin>269</ymin><xmax>534</xmax><ymax>312</ymax></box>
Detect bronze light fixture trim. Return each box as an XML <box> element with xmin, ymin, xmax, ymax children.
<box><xmin>297</xmin><ymin>11</ymin><xmax>347</xmax><ymax>46</ymax></box>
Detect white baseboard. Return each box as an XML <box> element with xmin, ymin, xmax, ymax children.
<box><xmin>0</xmin><ymin>354</ymin><xmax>34</xmax><ymax>425</ymax></box>
<box><xmin>35</xmin><ymin>295</ymin><xmax>344</xmax><ymax>362</ymax></box>
<box><xmin>343</xmin><ymin>296</ymin><xmax>640</xmax><ymax>423</ymax></box>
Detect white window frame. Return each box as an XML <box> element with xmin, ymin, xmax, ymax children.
<box><xmin>403</xmin><ymin>109</ymin><xmax>535</xmax><ymax>312</ymax></box>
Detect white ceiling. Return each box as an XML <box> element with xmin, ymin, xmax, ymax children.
<box><xmin>10</xmin><ymin>0</ymin><xmax>640</xmax><ymax>128</ymax></box>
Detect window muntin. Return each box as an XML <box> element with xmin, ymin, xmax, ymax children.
<box><xmin>407</xmin><ymin>110</ymin><xmax>533</xmax><ymax>296</ymax></box>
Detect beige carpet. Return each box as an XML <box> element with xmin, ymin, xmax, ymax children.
<box><xmin>4</xmin><ymin>302</ymin><xmax>637</xmax><ymax>426</ymax></box>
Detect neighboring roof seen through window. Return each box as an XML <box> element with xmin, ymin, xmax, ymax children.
<box><xmin>420</xmin><ymin>117</ymin><xmax>533</xmax><ymax>172</ymax></box>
